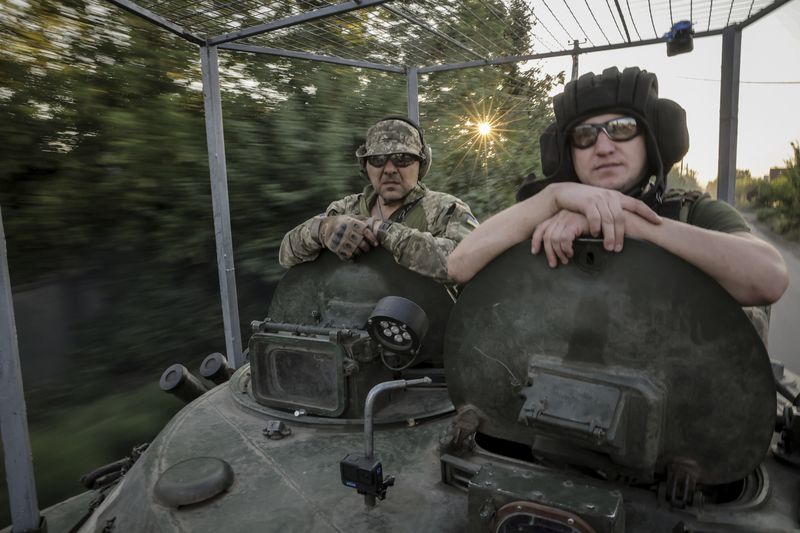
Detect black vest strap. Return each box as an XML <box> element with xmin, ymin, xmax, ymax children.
<box><xmin>656</xmin><ymin>189</ymin><xmax>705</xmax><ymax>222</ymax></box>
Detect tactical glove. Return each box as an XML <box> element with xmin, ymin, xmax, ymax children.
<box><xmin>313</xmin><ymin>215</ymin><xmax>372</xmax><ymax>261</ymax></box>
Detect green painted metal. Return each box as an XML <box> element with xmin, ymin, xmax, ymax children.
<box><xmin>445</xmin><ymin>238</ymin><xmax>775</xmax><ymax>486</ymax></box>
<box><xmin>266</xmin><ymin>249</ymin><xmax>454</xmax><ymax>365</ymax></box>
<box><xmin>15</xmin><ymin>240</ymin><xmax>800</xmax><ymax>533</ymax></box>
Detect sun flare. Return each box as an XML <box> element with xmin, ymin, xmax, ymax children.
<box><xmin>477</xmin><ymin>121</ymin><xmax>492</xmax><ymax>136</ymax></box>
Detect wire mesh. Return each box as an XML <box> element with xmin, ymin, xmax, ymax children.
<box><xmin>121</xmin><ymin>0</ymin><xmax>786</xmax><ymax>68</ymax></box>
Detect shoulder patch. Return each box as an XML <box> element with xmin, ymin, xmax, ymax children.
<box><xmin>463</xmin><ymin>213</ymin><xmax>479</xmax><ymax>229</ymax></box>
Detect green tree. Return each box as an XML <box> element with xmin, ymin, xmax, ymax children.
<box><xmin>417</xmin><ymin>1</ymin><xmax>561</xmax><ymax>219</ymax></box>
<box><xmin>0</xmin><ymin>0</ymin><xmax>563</xmax><ymax>525</ymax></box>
<box><xmin>667</xmin><ymin>165</ymin><xmax>702</xmax><ymax>192</ymax></box>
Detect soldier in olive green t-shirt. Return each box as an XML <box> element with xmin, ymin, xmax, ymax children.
<box><xmin>449</xmin><ymin>67</ymin><xmax>787</xmax><ymax>307</ymax></box>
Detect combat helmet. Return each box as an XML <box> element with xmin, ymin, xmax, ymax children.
<box><xmin>538</xmin><ymin>66</ymin><xmax>689</xmax><ymax>205</ymax></box>
<box><xmin>355</xmin><ymin>116</ymin><xmax>433</xmax><ymax>179</ymax></box>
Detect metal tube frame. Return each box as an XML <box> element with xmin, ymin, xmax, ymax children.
<box><xmin>200</xmin><ymin>45</ymin><xmax>244</xmax><ymax>369</ymax></box>
<box><xmin>218</xmin><ymin>43</ymin><xmax>404</xmax><ymax>73</ymax></box>
<box><xmin>407</xmin><ymin>67</ymin><xmax>420</xmax><ymax>124</ymax></box>
<box><xmin>0</xmin><ymin>207</ymin><xmax>42</xmax><ymax>533</ymax></box>
<box><xmin>380</xmin><ymin>4</ymin><xmax>485</xmax><ymax>60</ymax></box>
<box><xmin>208</xmin><ymin>0</ymin><xmax>392</xmax><ymax>46</ymax></box>
<box><xmin>418</xmin><ymin>29</ymin><xmax>726</xmax><ymax>74</ymax></box>
<box><xmin>105</xmin><ymin>0</ymin><xmax>203</xmax><ymax>44</ymax></box>
<box><xmin>717</xmin><ymin>25</ymin><xmax>742</xmax><ymax>204</ymax></box>
<box><xmin>2</xmin><ymin>3</ymin><xmax>793</xmax><ymax>522</ymax></box>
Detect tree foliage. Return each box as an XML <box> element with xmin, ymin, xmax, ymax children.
<box><xmin>0</xmin><ymin>0</ymin><xmax>559</xmax><ymax>524</ymax></box>
<box><xmin>666</xmin><ymin>165</ymin><xmax>702</xmax><ymax>192</ymax></box>
<box><xmin>746</xmin><ymin>142</ymin><xmax>800</xmax><ymax>238</ymax></box>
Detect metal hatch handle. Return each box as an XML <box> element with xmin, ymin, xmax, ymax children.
<box><xmin>364</xmin><ymin>377</ymin><xmax>431</xmax><ymax>459</ymax></box>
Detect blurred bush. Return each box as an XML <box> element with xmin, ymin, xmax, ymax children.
<box><xmin>0</xmin><ymin>0</ymin><xmax>559</xmax><ymax>526</ymax></box>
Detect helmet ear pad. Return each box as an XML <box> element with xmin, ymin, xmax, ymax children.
<box><xmin>653</xmin><ymin>98</ymin><xmax>689</xmax><ymax>172</ymax></box>
<box><xmin>540</xmin><ymin>121</ymin><xmax>571</xmax><ymax>179</ymax></box>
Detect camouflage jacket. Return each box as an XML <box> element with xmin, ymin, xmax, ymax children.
<box><xmin>279</xmin><ymin>183</ymin><xmax>478</xmax><ymax>282</ymax></box>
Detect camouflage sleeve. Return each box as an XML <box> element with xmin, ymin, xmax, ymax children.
<box><xmin>278</xmin><ymin>197</ymin><xmax>351</xmax><ymax>268</ymax></box>
<box><xmin>380</xmin><ymin>200</ymin><xmax>478</xmax><ymax>283</ymax></box>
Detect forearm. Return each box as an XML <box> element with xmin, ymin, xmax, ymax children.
<box><xmin>381</xmin><ymin>224</ymin><xmax>457</xmax><ymax>282</ymax></box>
<box><xmin>278</xmin><ymin>217</ymin><xmax>323</xmax><ymax>267</ymax></box>
<box><xmin>448</xmin><ymin>189</ymin><xmax>558</xmax><ymax>283</ymax></box>
<box><xmin>634</xmin><ymin>218</ymin><xmax>788</xmax><ymax>305</ymax></box>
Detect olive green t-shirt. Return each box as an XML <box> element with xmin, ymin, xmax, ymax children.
<box><xmin>681</xmin><ymin>192</ymin><xmax>750</xmax><ymax>234</ymax></box>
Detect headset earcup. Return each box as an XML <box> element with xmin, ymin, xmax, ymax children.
<box><xmin>419</xmin><ymin>145</ymin><xmax>432</xmax><ymax>179</ymax></box>
<box><xmin>355</xmin><ymin>144</ymin><xmax>368</xmax><ymax>178</ymax></box>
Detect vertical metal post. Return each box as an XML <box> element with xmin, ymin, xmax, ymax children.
<box><xmin>570</xmin><ymin>40</ymin><xmax>580</xmax><ymax>81</ymax></box>
<box><xmin>407</xmin><ymin>67</ymin><xmax>419</xmax><ymax>123</ymax></box>
<box><xmin>0</xmin><ymin>206</ymin><xmax>43</xmax><ymax>532</ymax></box>
<box><xmin>200</xmin><ymin>45</ymin><xmax>244</xmax><ymax>368</ymax></box>
<box><xmin>716</xmin><ymin>25</ymin><xmax>741</xmax><ymax>204</ymax></box>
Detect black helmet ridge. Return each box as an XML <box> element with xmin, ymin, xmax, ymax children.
<box><xmin>536</xmin><ymin>67</ymin><xmax>689</xmax><ymax>206</ymax></box>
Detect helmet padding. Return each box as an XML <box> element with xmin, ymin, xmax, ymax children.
<box><xmin>538</xmin><ymin>67</ymin><xmax>689</xmax><ymax>205</ymax></box>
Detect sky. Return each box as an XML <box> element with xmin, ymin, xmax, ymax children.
<box><xmin>532</xmin><ymin>1</ymin><xmax>800</xmax><ymax>186</ymax></box>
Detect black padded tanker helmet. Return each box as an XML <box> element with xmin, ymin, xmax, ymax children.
<box><xmin>537</xmin><ymin>66</ymin><xmax>689</xmax><ymax>206</ymax></box>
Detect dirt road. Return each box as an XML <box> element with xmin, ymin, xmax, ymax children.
<box><xmin>743</xmin><ymin>212</ymin><xmax>800</xmax><ymax>373</ymax></box>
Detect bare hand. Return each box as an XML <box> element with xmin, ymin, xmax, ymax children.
<box><xmin>549</xmin><ymin>182</ymin><xmax>661</xmax><ymax>252</ymax></box>
<box><xmin>532</xmin><ymin>210</ymin><xmax>590</xmax><ymax>267</ymax></box>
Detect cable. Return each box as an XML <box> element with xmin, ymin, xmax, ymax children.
<box><xmin>523</xmin><ymin>1</ymin><xmax>563</xmax><ymax>50</ymax></box>
<box><xmin>562</xmin><ymin>0</ymin><xmax>594</xmax><ymax>46</ymax></box>
<box><xmin>708</xmin><ymin>0</ymin><xmax>714</xmax><ymax>32</ymax></box>
<box><xmin>585</xmin><ymin>0</ymin><xmax>611</xmax><ymax>45</ymax></box>
<box><xmin>625</xmin><ymin>0</ymin><xmax>642</xmax><ymax>40</ymax></box>
<box><xmin>647</xmin><ymin>0</ymin><xmax>658</xmax><ymax>38</ymax></box>
<box><xmin>605</xmin><ymin>0</ymin><xmax>627</xmax><ymax>41</ymax></box>
<box><xmin>542</xmin><ymin>0</ymin><xmax>573</xmax><ymax>42</ymax></box>
<box><xmin>677</xmin><ymin>76</ymin><xmax>800</xmax><ymax>84</ymax></box>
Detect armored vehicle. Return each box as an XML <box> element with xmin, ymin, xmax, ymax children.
<box><xmin>4</xmin><ymin>2</ymin><xmax>797</xmax><ymax>532</ymax></box>
<box><xmin>9</xmin><ymin>238</ymin><xmax>799</xmax><ymax>532</ymax></box>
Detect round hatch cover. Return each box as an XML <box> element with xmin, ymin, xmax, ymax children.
<box><xmin>154</xmin><ymin>457</ymin><xmax>234</xmax><ymax>508</ymax></box>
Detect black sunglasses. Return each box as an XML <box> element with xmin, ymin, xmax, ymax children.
<box><xmin>366</xmin><ymin>153</ymin><xmax>419</xmax><ymax>168</ymax></box>
<box><xmin>570</xmin><ymin>117</ymin><xmax>640</xmax><ymax>149</ymax></box>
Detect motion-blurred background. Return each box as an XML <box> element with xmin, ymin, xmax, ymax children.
<box><xmin>2</xmin><ymin>0</ymin><xmax>799</xmax><ymax>527</ymax></box>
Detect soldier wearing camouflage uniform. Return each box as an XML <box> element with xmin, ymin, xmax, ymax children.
<box><xmin>279</xmin><ymin>117</ymin><xmax>477</xmax><ymax>283</ymax></box>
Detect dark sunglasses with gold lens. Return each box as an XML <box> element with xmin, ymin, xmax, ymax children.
<box><xmin>570</xmin><ymin>117</ymin><xmax>640</xmax><ymax>149</ymax></box>
<box><xmin>366</xmin><ymin>153</ymin><xmax>420</xmax><ymax>168</ymax></box>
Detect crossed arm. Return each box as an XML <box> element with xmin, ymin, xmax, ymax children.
<box><xmin>280</xmin><ymin>200</ymin><xmax>474</xmax><ymax>282</ymax></box>
<box><xmin>447</xmin><ymin>182</ymin><xmax>788</xmax><ymax>305</ymax></box>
